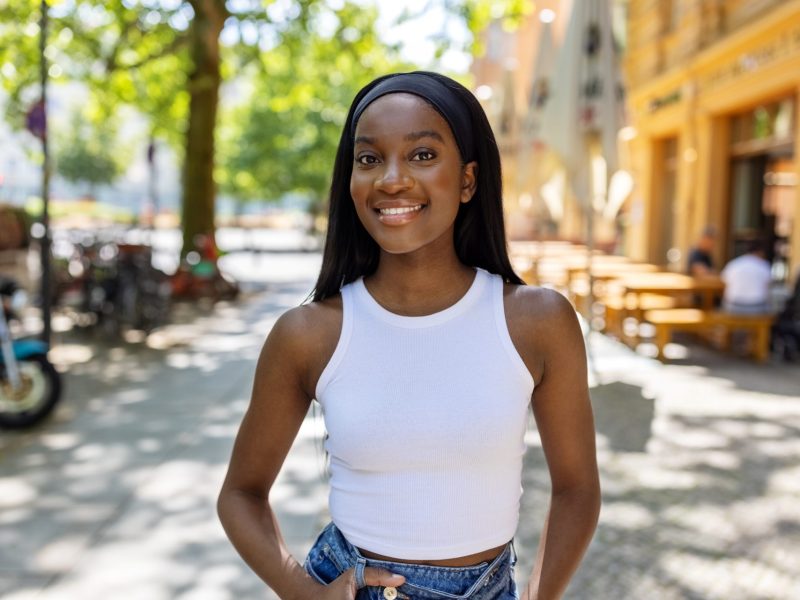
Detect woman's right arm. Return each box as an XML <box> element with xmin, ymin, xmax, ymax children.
<box><xmin>217</xmin><ymin>307</ymin><xmax>323</xmax><ymax>599</ymax></box>
<box><xmin>217</xmin><ymin>306</ymin><xmax>404</xmax><ymax>599</ymax></box>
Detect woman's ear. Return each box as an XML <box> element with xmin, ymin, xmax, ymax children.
<box><xmin>460</xmin><ymin>161</ymin><xmax>478</xmax><ymax>203</ymax></box>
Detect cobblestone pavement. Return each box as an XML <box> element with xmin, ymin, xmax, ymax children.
<box><xmin>1</xmin><ymin>257</ymin><xmax>799</xmax><ymax>599</ymax></box>
<box><xmin>541</xmin><ymin>333</ymin><xmax>800</xmax><ymax>600</ymax></box>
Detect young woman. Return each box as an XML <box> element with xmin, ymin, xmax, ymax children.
<box><xmin>217</xmin><ymin>71</ymin><xmax>600</xmax><ymax>600</ymax></box>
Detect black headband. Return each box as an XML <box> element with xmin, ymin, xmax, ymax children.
<box><xmin>350</xmin><ymin>72</ymin><xmax>475</xmax><ymax>162</ymax></box>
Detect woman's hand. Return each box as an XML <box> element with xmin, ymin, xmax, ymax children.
<box><xmin>316</xmin><ymin>567</ymin><xmax>405</xmax><ymax>599</ymax></box>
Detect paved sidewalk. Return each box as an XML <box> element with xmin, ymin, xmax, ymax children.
<box><xmin>1</xmin><ymin>264</ymin><xmax>799</xmax><ymax>599</ymax></box>
<box><xmin>0</xmin><ymin>274</ymin><xmax>328</xmax><ymax>600</ymax></box>
<box><xmin>534</xmin><ymin>332</ymin><xmax>800</xmax><ymax>600</ymax></box>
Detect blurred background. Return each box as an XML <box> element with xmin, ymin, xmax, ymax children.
<box><xmin>1</xmin><ymin>1</ymin><xmax>800</xmax><ymax>599</ymax></box>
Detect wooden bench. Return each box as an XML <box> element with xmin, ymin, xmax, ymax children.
<box><xmin>603</xmin><ymin>293</ymin><xmax>677</xmax><ymax>337</ymax></box>
<box><xmin>643</xmin><ymin>308</ymin><xmax>775</xmax><ymax>363</ymax></box>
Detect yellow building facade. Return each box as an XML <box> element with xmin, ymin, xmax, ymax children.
<box><xmin>626</xmin><ymin>0</ymin><xmax>800</xmax><ymax>284</ymax></box>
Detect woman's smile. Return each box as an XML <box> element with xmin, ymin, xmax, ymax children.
<box><xmin>375</xmin><ymin>203</ymin><xmax>427</xmax><ymax>225</ymax></box>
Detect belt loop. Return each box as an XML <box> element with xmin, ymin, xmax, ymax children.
<box><xmin>354</xmin><ymin>556</ymin><xmax>368</xmax><ymax>589</ymax></box>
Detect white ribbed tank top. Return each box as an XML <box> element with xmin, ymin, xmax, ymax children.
<box><xmin>315</xmin><ymin>267</ymin><xmax>535</xmax><ymax>559</ymax></box>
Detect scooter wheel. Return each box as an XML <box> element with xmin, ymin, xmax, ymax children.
<box><xmin>0</xmin><ymin>354</ymin><xmax>62</xmax><ymax>429</ymax></box>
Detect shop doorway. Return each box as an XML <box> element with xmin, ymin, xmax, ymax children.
<box><xmin>728</xmin><ymin>96</ymin><xmax>795</xmax><ymax>283</ymax></box>
<box><xmin>728</xmin><ymin>152</ymin><xmax>795</xmax><ymax>283</ymax></box>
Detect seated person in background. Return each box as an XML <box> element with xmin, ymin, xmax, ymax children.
<box><xmin>721</xmin><ymin>239</ymin><xmax>772</xmax><ymax>313</ymax></box>
<box><xmin>687</xmin><ymin>226</ymin><xmax>717</xmax><ymax>276</ymax></box>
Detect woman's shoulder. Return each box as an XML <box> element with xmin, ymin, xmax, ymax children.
<box><xmin>501</xmin><ymin>283</ymin><xmax>582</xmax><ymax>383</ymax></box>
<box><xmin>270</xmin><ymin>293</ymin><xmax>343</xmax><ymax>349</ymax></box>
<box><xmin>265</xmin><ymin>294</ymin><xmax>344</xmax><ymax>397</ymax></box>
<box><xmin>502</xmin><ymin>282</ymin><xmax>577</xmax><ymax>329</ymax></box>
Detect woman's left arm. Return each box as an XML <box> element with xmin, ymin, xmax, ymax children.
<box><xmin>514</xmin><ymin>288</ymin><xmax>600</xmax><ymax>600</ymax></box>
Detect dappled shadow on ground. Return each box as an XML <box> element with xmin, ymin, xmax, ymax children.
<box><xmin>0</xmin><ymin>281</ymin><xmax>328</xmax><ymax>599</ymax></box>
<box><xmin>591</xmin><ymin>382</ymin><xmax>655</xmax><ymax>453</ymax></box>
<box><xmin>515</xmin><ymin>352</ymin><xmax>800</xmax><ymax>599</ymax></box>
<box><xmin>638</xmin><ymin>332</ymin><xmax>800</xmax><ymax>398</ymax></box>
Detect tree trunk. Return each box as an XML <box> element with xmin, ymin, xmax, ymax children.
<box><xmin>180</xmin><ymin>0</ymin><xmax>228</xmax><ymax>259</ymax></box>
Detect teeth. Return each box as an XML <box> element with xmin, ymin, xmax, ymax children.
<box><xmin>379</xmin><ymin>205</ymin><xmax>423</xmax><ymax>215</ymax></box>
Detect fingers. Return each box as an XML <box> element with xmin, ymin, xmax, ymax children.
<box><xmin>362</xmin><ymin>567</ymin><xmax>405</xmax><ymax>588</ymax></box>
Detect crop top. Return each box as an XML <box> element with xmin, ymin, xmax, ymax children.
<box><xmin>315</xmin><ymin>267</ymin><xmax>535</xmax><ymax>559</ymax></box>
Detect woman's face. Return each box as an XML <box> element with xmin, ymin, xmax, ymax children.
<box><xmin>350</xmin><ymin>93</ymin><xmax>477</xmax><ymax>257</ymax></box>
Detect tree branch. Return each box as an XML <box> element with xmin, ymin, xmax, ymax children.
<box><xmin>115</xmin><ymin>33</ymin><xmax>190</xmax><ymax>71</ymax></box>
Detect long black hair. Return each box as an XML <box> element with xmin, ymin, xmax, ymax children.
<box><xmin>310</xmin><ymin>71</ymin><xmax>524</xmax><ymax>302</ymax></box>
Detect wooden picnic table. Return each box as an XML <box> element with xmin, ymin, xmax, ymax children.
<box><xmin>565</xmin><ymin>261</ymin><xmax>661</xmax><ymax>288</ymax></box>
<box><xmin>525</xmin><ymin>251</ymin><xmax>625</xmax><ymax>287</ymax></box>
<box><xmin>611</xmin><ymin>273</ymin><xmax>725</xmax><ymax>310</ymax></box>
<box><xmin>508</xmin><ymin>240</ymin><xmax>584</xmax><ymax>257</ymax></box>
<box><xmin>511</xmin><ymin>243</ymin><xmax>599</xmax><ymax>286</ymax></box>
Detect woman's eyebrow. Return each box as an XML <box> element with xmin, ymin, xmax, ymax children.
<box><xmin>404</xmin><ymin>130</ymin><xmax>444</xmax><ymax>143</ymax></box>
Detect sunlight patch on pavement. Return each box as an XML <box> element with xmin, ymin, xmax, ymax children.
<box><xmin>662</xmin><ymin>505</ymin><xmax>739</xmax><ymax>546</ymax></box>
<box><xmin>35</xmin><ymin>534</ymin><xmax>90</xmax><ymax>571</ymax></box>
<box><xmin>146</xmin><ymin>329</ymin><xmax>193</xmax><ymax>350</ymax></box>
<box><xmin>39</xmin><ymin>432</ymin><xmax>81</xmax><ymax>451</ymax></box>
<box><xmin>48</xmin><ymin>343</ymin><xmax>94</xmax><ymax>366</ymax></box>
<box><xmin>135</xmin><ymin>460</ymin><xmax>209</xmax><ymax>502</ymax></box>
<box><xmin>768</xmin><ymin>465</ymin><xmax>800</xmax><ymax>493</ymax></box>
<box><xmin>661</xmin><ymin>553</ymin><xmax>797</xmax><ymax>600</ymax></box>
<box><xmin>0</xmin><ymin>477</ymin><xmax>36</xmax><ymax>507</ymax></box>
<box><xmin>0</xmin><ymin>506</ymin><xmax>31</xmax><ymax>524</ymax></box>
<box><xmin>117</xmin><ymin>388</ymin><xmax>149</xmax><ymax>405</ymax></box>
<box><xmin>632</xmin><ymin>465</ymin><xmax>711</xmax><ymax>490</ymax></box>
<box><xmin>600</xmin><ymin>502</ymin><xmax>655</xmax><ymax>529</ymax></box>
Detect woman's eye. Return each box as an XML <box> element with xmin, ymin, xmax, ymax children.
<box><xmin>356</xmin><ymin>155</ymin><xmax>378</xmax><ymax>165</ymax></box>
<box><xmin>412</xmin><ymin>150</ymin><xmax>436</xmax><ymax>161</ymax></box>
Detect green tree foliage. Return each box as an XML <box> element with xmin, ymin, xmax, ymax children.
<box><xmin>0</xmin><ymin>1</ymin><xmax>48</xmax><ymax>128</ymax></box>
<box><xmin>396</xmin><ymin>0</ymin><xmax>531</xmax><ymax>58</ymax></box>
<box><xmin>0</xmin><ymin>0</ymin><xmax>527</xmax><ymax>258</ymax></box>
<box><xmin>218</xmin><ymin>2</ymin><xmax>410</xmax><ymax>215</ymax></box>
<box><xmin>55</xmin><ymin>109</ymin><xmax>125</xmax><ymax>197</ymax></box>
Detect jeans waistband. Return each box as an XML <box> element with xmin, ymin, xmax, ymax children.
<box><xmin>316</xmin><ymin>521</ymin><xmax>516</xmax><ymax>596</ymax></box>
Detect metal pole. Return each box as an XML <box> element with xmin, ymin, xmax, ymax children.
<box><xmin>586</xmin><ymin>135</ymin><xmax>596</xmax><ymax>332</ymax></box>
<box><xmin>39</xmin><ymin>0</ymin><xmax>52</xmax><ymax>346</ymax></box>
<box><xmin>583</xmin><ymin>135</ymin><xmax>601</xmax><ymax>384</ymax></box>
<box><xmin>147</xmin><ymin>137</ymin><xmax>158</xmax><ymax>229</ymax></box>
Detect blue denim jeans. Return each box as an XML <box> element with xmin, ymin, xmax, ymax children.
<box><xmin>303</xmin><ymin>522</ymin><xmax>519</xmax><ymax>599</ymax></box>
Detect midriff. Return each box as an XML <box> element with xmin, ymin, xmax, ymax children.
<box><xmin>357</xmin><ymin>542</ymin><xmax>508</xmax><ymax>567</ymax></box>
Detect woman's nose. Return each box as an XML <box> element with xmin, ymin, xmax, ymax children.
<box><xmin>375</xmin><ymin>161</ymin><xmax>413</xmax><ymax>193</ymax></box>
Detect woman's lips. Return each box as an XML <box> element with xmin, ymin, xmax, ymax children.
<box><xmin>375</xmin><ymin>204</ymin><xmax>425</xmax><ymax>225</ymax></box>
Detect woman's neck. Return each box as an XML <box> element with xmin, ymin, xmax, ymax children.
<box><xmin>365</xmin><ymin>250</ymin><xmax>476</xmax><ymax>317</ymax></box>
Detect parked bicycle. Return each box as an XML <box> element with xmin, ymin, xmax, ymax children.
<box><xmin>50</xmin><ymin>233</ymin><xmax>172</xmax><ymax>336</ymax></box>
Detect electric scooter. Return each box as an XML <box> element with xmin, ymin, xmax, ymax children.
<box><xmin>0</xmin><ymin>277</ymin><xmax>62</xmax><ymax>428</ymax></box>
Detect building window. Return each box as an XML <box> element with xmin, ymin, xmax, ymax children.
<box><xmin>661</xmin><ymin>0</ymin><xmax>680</xmax><ymax>33</ymax></box>
<box><xmin>731</xmin><ymin>98</ymin><xmax>795</xmax><ymax>156</ymax></box>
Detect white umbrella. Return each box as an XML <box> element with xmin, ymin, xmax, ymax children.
<box><xmin>539</xmin><ymin>0</ymin><xmax>625</xmax><ymax>206</ymax></box>
<box><xmin>498</xmin><ymin>63</ymin><xmax>517</xmax><ymax>140</ymax></box>
<box><xmin>516</xmin><ymin>15</ymin><xmax>561</xmax><ymax>224</ymax></box>
<box><xmin>538</xmin><ymin>0</ymin><xmax>626</xmax><ymax>334</ymax></box>
<box><xmin>523</xmin><ymin>16</ymin><xmax>556</xmax><ymax>145</ymax></box>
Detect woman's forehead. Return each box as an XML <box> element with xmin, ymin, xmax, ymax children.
<box><xmin>354</xmin><ymin>93</ymin><xmax>456</xmax><ymax>142</ymax></box>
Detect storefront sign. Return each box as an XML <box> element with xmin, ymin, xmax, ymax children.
<box><xmin>700</xmin><ymin>26</ymin><xmax>800</xmax><ymax>92</ymax></box>
<box><xmin>648</xmin><ymin>89</ymin><xmax>682</xmax><ymax>113</ymax></box>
